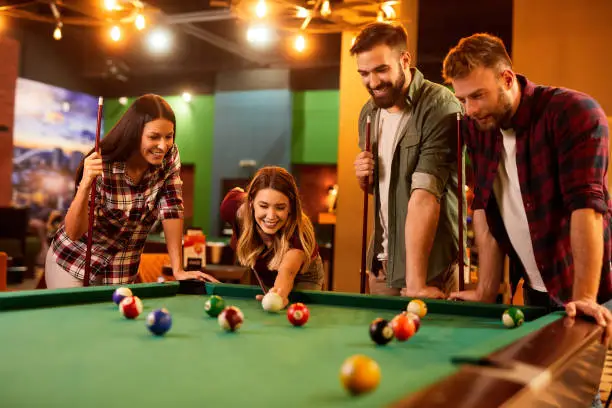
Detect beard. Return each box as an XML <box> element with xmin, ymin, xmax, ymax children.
<box><xmin>368</xmin><ymin>66</ymin><xmax>406</xmax><ymax>109</ymax></box>
<box><xmin>473</xmin><ymin>87</ymin><xmax>514</xmax><ymax>131</ymax></box>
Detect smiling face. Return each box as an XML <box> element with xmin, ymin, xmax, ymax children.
<box><xmin>139</xmin><ymin>118</ymin><xmax>175</xmax><ymax>165</ymax></box>
<box><xmin>451</xmin><ymin>66</ymin><xmax>515</xmax><ymax>131</ymax></box>
<box><xmin>252</xmin><ymin>188</ymin><xmax>291</xmax><ymax>235</ymax></box>
<box><xmin>356</xmin><ymin>44</ymin><xmax>410</xmax><ymax>110</ymax></box>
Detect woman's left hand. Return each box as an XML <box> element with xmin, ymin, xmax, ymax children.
<box><xmin>255</xmin><ymin>287</ymin><xmax>289</xmax><ymax>309</ymax></box>
<box><xmin>174</xmin><ymin>269</ymin><xmax>220</xmax><ymax>283</ymax></box>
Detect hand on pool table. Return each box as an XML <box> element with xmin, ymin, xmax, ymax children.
<box><xmin>401</xmin><ymin>286</ymin><xmax>446</xmax><ymax>299</ymax></box>
<box><xmin>448</xmin><ymin>290</ymin><xmax>495</xmax><ymax>303</ymax></box>
<box><xmin>173</xmin><ymin>269</ymin><xmax>220</xmax><ymax>283</ymax></box>
<box><xmin>565</xmin><ymin>299</ymin><xmax>612</xmax><ymax>346</ymax></box>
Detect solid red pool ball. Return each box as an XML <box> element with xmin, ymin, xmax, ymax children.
<box><xmin>287</xmin><ymin>303</ymin><xmax>309</xmax><ymax>326</ymax></box>
<box><xmin>391</xmin><ymin>313</ymin><xmax>416</xmax><ymax>341</ymax></box>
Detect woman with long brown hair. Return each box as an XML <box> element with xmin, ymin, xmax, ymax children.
<box><xmin>45</xmin><ymin>94</ymin><xmax>218</xmax><ymax>288</ymax></box>
<box><xmin>220</xmin><ymin>166</ymin><xmax>324</xmax><ymax>308</ymax></box>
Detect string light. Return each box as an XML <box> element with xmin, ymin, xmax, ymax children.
<box><xmin>320</xmin><ymin>0</ymin><xmax>331</xmax><ymax>17</ymax></box>
<box><xmin>110</xmin><ymin>25</ymin><xmax>121</xmax><ymax>41</ymax></box>
<box><xmin>381</xmin><ymin>3</ymin><xmax>397</xmax><ymax>20</ymax></box>
<box><xmin>135</xmin><ymin>14</ymin><xmax>145</xmax><ymax>30</ymax></box>
<box><xmin>377</xmin><ymin>11</ymin><xmax>385</xmax><ymax>22</ymax></box>
<box><xmin>255</xmin><ymin>0</ymin><xmax>267</xmax><ymax>19</ymax></box>
<box><xmin>294</xmin><ymin>34</ymin><xmax>305</xmax><ymax>52</ymax></box>
<box><xmin>104</xmin><ymin>0</ymin><xmax>117</xmax><ymax>11</ymax></box>
<box><xmin>296</xmin><ymin>6</ymin><xmax>309</xmax><ymax>18</ymax></box>
<box><xmin>182</xmin><ymin>92</ymin><xmax>192</xmax><ymax>103</ymax></box>
<box><xmin>53</xmin><ymin>23</ymin><xmax>62</xmax><ymax>40</ymax></box>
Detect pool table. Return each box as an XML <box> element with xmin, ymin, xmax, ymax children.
<box><xmin>0</xmin><ymin>282</ymin><xmax>605</xmax><ymax>407</ymax></box>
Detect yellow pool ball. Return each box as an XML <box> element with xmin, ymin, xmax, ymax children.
<box><xmin>339</xmin><ymin>354</ymin><xmax>381</xmax><ymax>396</ymax></box>
<box><xmin>406</xmin><ymin>299</ymin><xmax>427</xmax><ymax>318</ymax></box>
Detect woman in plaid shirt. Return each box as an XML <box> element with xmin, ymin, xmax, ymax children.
<box><xmin>45</xmin><ymin>94</ymin><xmax>218</xmax><ymax>288</ymax></box>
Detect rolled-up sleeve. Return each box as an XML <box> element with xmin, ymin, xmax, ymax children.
<box><xmin>411</xmin><ymin>100</ymin><xmax>462</xmax><ymax>200</ymax></box>
<box><xmin>555</xmin><ymin>94</ymin><xmax>609</xmax><ymax>214</ymax></box>
<box><xmin>158</xmin><ymin>146</ymin><xmax>184</xmax><ymax>220</ymax></box>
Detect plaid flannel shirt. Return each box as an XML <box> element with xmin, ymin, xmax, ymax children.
<box><xmin>51</xmin><ymin>144</ymin><xmax>184</xmax><ymax>285</ymax></box>
<box><xmin>463</xmin><ymin>74</ymin><xmax>612</xmax><ymax>304</ymax></box>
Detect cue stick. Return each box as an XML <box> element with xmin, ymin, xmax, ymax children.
<box><xmin>251</xmin><ymin>267</ymin><xmax>268</xmax><ymax>295</ymax></box>
<box><xmin>457</xmin><ymin>112</ymin><xmax>465</xmax><ymax>291</ymax></box>
<box><xmin>359</xmin><ymin>116</ymin><xmax>372</xmax><ymax>294</ymax></box>
<box><xmin>83</xmin><ymin>96</ymin><xmax>103</xmax><ymax>287</ymax></box>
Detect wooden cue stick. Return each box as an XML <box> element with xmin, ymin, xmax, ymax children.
<box><xmin>83</xmin><ymin>96</ymin><xmax>103</xmax><ymax>287</ymax></box>
<box><xmin>457</xmin><ymin>112</ymin><xmax>465</xmax><ymax>291</ymax></box>
<box><xmin>251</xmin><ymin>268</ymin><xmax>268</xmax><ymax>295</ymax></box>
<box><xmin>359</xmin><ymin>115</ymin><xmax>372</xmax><ymax>294</ymax></box>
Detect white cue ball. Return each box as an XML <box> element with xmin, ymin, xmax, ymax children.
<box><xmin>261</xmin><ymin>292</ymin><xmax>284</xmax><ymax>313</ymax></box>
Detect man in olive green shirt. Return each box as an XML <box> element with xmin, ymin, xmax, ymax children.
<box><xmin>352</xmin><ymin>23</ymin><xmax>464</xmax><ymax>298</ymax></box>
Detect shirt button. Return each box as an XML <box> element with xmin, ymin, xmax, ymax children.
<box><xmin>525</xmin><ymin>201</ymin><xmax>532</xmax><ymax>210</ymax></box>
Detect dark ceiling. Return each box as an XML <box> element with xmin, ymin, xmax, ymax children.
<box><xmin>0</xmin><ymin>0</ymin><xmax>512</xmax><ymax>96</ymax></box>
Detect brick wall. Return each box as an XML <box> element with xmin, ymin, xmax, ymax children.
<box><xmin>0</xmin><ymin>36</ymin><xmax>19</xmax><ymax>206</ymax></box>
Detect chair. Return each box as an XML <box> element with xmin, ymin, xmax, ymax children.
<box><xmin>0</xmin><ymin>207</ymin><xmax>30</xmax><ymax>283</ymax></box>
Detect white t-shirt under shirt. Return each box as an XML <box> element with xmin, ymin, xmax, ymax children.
<box><xmin>376</xmin><ymin>109</ymin><xmax>405</xmax><ymax>261</ymax></box>
<box><xmin>492</xmin><ymin>128</ymin><xmax>547</xmax><ymax>292</ymax></box>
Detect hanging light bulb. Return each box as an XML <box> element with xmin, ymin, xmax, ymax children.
<box><xmin>382</xmin><ymin>3</ymin><xmax>397</xmax><ymax>20</ymax></box>
<box><xmin>135</xmin><ymin>14</ymin><xmax>145</xmax><ymax>30</ymax></box>
<box><xmin>104</xmin><ymin>0</ymin><xmax>117</xmax><ymax>11</ymax></box>
<box><xmin>320</xmin><ymin>0</ymin><xmax>331</xmax><ymax>17</ymax></box>
<box><xmin>377</xmin><ymin>10</ymin><xmax>385</xmax><ymax>22</ymax></box>
<box><xmin>255</xmin><ymin>0</ymin><xmax>267</xmax><ymax>18</ymax></box>
<box><xmin>53</xmin><ymin>23</ymin><xmax>62</xmax><ymax>40</ymax></box>
<box><xmin>110</xmin><ymin>25</ymin><xmax>121</xmax><ymax>42</ymax></box>
<box><xmin>294</xmin><ymin>34</ymin><xmax>306</xmax><ymax>52</ymax></box>
<box><xmin>296</xmin><ymin>6</ymin><xmax>309</xmax><ymax>18</ymax></box>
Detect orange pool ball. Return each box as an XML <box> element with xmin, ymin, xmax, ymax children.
<box><xmin>391</xmin><ymin>313</ymin><xmax>416</xmax><ymax>341</ymax></box>
<box><xmin>339</xmin><ymin>354</ymin><xmax>381</xmax><ymax>396</ymax></box>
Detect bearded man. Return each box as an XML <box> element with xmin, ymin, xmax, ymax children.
<box><xmin>352</xmin><ymin>22</ymin><xmax>464</xmax><ymax>298</ymax></box>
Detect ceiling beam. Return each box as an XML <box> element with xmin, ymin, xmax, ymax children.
<box><xmin>160</xmin><ymin>9</ymin><xmax>234</xmax><ymax>25</ymax></box>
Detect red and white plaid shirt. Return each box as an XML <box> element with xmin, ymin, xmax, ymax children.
<box><xmin>51</xmin><ymin>145</ymin><xmax>184</xmax><ymax>285</ymax></box>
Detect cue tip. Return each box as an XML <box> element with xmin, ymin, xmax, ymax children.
<box><xmin>366</xmin><ymin>115</ymin><xmax>371</xmax><ymax>123</ymax></box>
<box><xmin>98</xmin><ymin>96</ymin><xmax>103</xmax><ymax>106</ymax></box>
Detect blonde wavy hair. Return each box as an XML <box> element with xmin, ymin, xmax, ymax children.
<box><xmin>236</xmin><ymin>166</ymin><xmax>316</xmax><ymax>273</ymax></box>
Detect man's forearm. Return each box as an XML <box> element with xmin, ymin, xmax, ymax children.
<box><xmin>405</xmin><ymin>190</ymin><xmax>440</xmax><ymax>289</ymax></box>
<box><xmin>473</xmin><ymin>210</ymin><xmax>504</xmax><ymax>302</ymax></box>
<box><xmin>571</xmin><ymin>208</ymin><xmax>603</xmax><ymax>302</ymax></box>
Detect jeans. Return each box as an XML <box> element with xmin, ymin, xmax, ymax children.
<box><xmin>522</xmin><ymin>284</ymin><xmax>611</xmax><ymax>408</ymax></box>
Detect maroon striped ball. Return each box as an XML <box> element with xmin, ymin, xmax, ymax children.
<box><xmin>218</xmin><ymin>306</ymin><xmax>244</xmax><ymax>332</ymax></box>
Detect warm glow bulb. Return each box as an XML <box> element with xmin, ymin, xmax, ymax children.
<box><xmin>382</xmin><ymin>4</ymin><xmax>397</xmax><ymax>20</ymax></box>
<box><xmin>295</xmin><ymin>35</ymin><xmax>305</xmax><ymax>52</ymax></box>
<box><xmin>247</xmin><ymin>24</ymin><xmax>272</xmax><ymax>46</ymax></box>
<box><xmin>135</xmin><ymin>14</ymin><xmax>145</xmax><ymax>30</ymax></box>
<box><xmin>320</xmin><ymin>0</ymin><xmax>331</xmax><ymax>17</ymax></box>
<box><xmin>53</xmin><ymin>25</ymin><xmax>62</xmax><ymax>40</ymax></box>
<box><xmin>255</xmin><ymin>0</ymin><xmax>267</xmax><ymax>18</ymax></box>
<box><xmin>104</xmin><ymin>0</ymin><xmax>117</xmax><ymax>11</ymax></box>
<box><xmin>182</xmin><ymin>92</ymin><xmax>192</xmax><ymax>103</ymax></box>
<box><xmin>377</xmin><ymin>11</ymin><xmax>385</xmax><ymax>22</ymax></box>
<box><xmin>110</xmin><ymin>25</ymin><xmax>121</xmax><ymax>42</ymax></box>
<box><xmin>296</xmin><ymin>7</ymin><xmax>309</xmax><ymax>18</ymax></box>
<box><xmin>147</xmin><ymin>28</ymin><xmax>172</xmax><ymax>54</ymax></box>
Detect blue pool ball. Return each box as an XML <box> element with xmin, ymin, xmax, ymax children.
<box><xmin>112</xmin><ymin>287</ymin><xmax>133</xmax><ymax>305</ymax></box>
<box><xmin>146</xmin><ymin>308</ymin><xmax>172</xmax><ymax>336</ymax></box>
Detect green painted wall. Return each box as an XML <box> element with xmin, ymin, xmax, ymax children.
<box><xmin>291</xmin><ymin>90</ymin><xmax>339</xmax><ymax>164</ymax></box>
<box><xmin>103</xmin><ymin>95</ymin><xmax>215</xmax><ymax>233</ymax></box>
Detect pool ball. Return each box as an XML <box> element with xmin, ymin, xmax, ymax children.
<box><xmin>146</xmin><ymin>308</ymin><xmax>172</xmax><ymax>336</ymax></box>
<box><xmin>287</xmin><ymin>303</ymin><xmax>310</xmax><ymax>326</ymax></box>
<box><xmin>112</xmin><ymin>287</ymin><xmax>132</xmax><ymax>305</ymax></box>
<box><xmin>403</xmin><ymin>312</ymin><xmax>421</xmax><ymax>333</ymax></box>
<box><xmin>369</xmin><ymin>318</ymin><xmax>394</xmax><ymax>345</ymax></box>
<box><xmin>119</xmin><ymin>296</ymin><xmax>143</xmax><ymax>319</ymax></box>
<box><xmin>205</xmin><ymin>295</ymin><xmax>226</xmax><ymax>317</ymax></box>
<box><xmin>391</xmin><ymin>313</ymin><xmax>416</xmax><ymax>341</ymax></box>
<box><xmin>502</xmin><ymin>307</ymin><xmax>525</xmax><ymax>328</ymax></box>
<box><xmin>339</xmin><ymin>354</ymin><xmax>381</xmax><ymax>396</ymax></box>
<box><xmin>406</xmin><ymin>299</ymin><xmax>427</xmax><ymax>318</ymax></box>
<box><xmin>261</xmin><ymin>292</ymin><xmax>284</xmax><ymax>312</ymax></box>
<box><xmin>218</xmin><ymin>306</ymin><xmax>244</xmax><ymax>332</ymax></box>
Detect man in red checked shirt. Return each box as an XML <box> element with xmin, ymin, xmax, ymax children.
<box><xmin>442</xmin><ymin>34</ymin><xmax>612</xmax><ymax>348</ymax></box>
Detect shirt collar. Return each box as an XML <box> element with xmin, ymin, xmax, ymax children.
<box><xmin>509</xmin><ymin>74</ymin><xmax>536</xmax><ymax>131</ymax></box>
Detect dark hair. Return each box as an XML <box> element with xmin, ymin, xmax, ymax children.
<box><xmin>75</xmin><ymin>94</ymin><xmax>176</xmax><ymax>189</ymax></box>
<box><xmin>442</xmin><ymin>33</ymin><xmax>512</xmax><ymax>83</ymax></box>
<box><xmin>350</xmin><ymin>22</ymin><xmax>408</xmax><ymax>56</ymax></box>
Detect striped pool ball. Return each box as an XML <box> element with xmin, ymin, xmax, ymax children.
<box><xmin>146</xmin><ymin>308</ymin><xmax>172</xmax><ymax>336</ymax></box>
<box><xmin>403</xmin><ymin>311</ymin><xmax>421</xmax><ymax>333</ymax></box>
<box><xmin>406</xmin><ymin>299</ymin><xmax>427</xmax><ymax>318</ymax></box>
<box><xmin>502</xmin><ymin>307</ymin><xmax>525</xmax><ymax>328</ymax></box>
<box><xmin>205</xmin><ymin>295</ymin><xmax>226</xmax><ymax>317</ymax></box>
<box><xmin>119</xmin><ymin>296</ymin><xmax>143</xmax><ymax>319</ymax></box>
<box><xmin>218</xmin><ymin>306</ymin><xmax>244</xmax><ymax>332</ymax></box>
<box><xmin>112</xmin><ymin>287</ymin><xmax>132</xmax><ymax>305</ymax></box>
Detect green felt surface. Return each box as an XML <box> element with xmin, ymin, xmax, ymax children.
<box><xmin>0</xmin><ymin>284</ymin><xmax>560</xmax><ymax>408</ymax></box>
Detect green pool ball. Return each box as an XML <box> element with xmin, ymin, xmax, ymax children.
<box><xmin>502</xmin><ymin>307</ymin><xmax>525</xmax><ymax>328</ymax></box>
<box><xmin>205</xmin><ymin>295</ymin><xmax>226</xmax><ymax>317</ymax></box>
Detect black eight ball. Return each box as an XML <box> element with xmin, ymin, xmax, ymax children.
<box><xmin>369</xmin><ymin>317</ymin><xmax>394</xmax><ymax>345</ymax></box>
